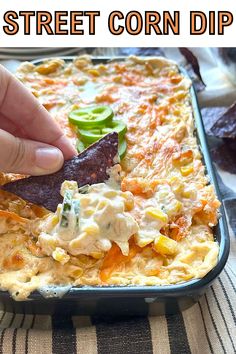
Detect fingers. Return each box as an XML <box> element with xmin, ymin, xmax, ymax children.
<box><xmin>0</xmin><ymin>113</ymin><xmax>27</xmax><ymax>138</ymax></box>
<box><xmin>0</xmin><ymin>129</ymin><xmax>64</xmax><ymax>176</ymax></box>
<box><xmin>0</xmin><ymin>65</ymin><xmax>77</xmax><ymax>159</ymax></box>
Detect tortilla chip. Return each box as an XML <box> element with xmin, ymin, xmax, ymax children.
<box><xmin>210</xmin><ymin>102</ymin><xmax>236</xmax><ymax>138</ymax></box>
<box><xmin>201</xmin><ymin>107</ymin><xmax>228</xmax><ymax>135</ymax></box>
<box><xmin>211</xmin><ymin>139</ymin><xmax>236</xmax><ymax>174</ymax></box>
<box><xmin>1</xmin><ymin>132</ymin><xmax>118</xmax><ymax>212</ymax></box>
<box><xmin>118</xmin><ymin>48</ymin><xmax>165</xmax><ymax>56</ymax></box>
<box><xmin>179</xmin><ymin>48</ymin><xmax>206</xmax><ymax>92</ymax></box>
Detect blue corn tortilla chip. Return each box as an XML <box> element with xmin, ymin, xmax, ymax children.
<box><xmin>201</xmin><ymin>106</ymin><xmax>236</xmax><ymax>173</ymax></box>
<box><xmin>179</xmin><ymin>48</ymin><xmax>206</xmax><ymax>92</ymax></box>
<box><xmin>210</xmin><ymin>139</ymin><xmax>236</xmax><ymax>174</ymax></box>
<box><xmin>210</xmin><ymin>102</ymin><xmax>236</xmax><ymax>138</ymax></box>
<box><xmin>1</xmin><ymin>132</ymin><xmax>118</xmax><ymax>212</ymax></box>
<box><xmin>201</xmin><ymin>107</ymin><xmax>228</xmax><ymax>135</ymax></box>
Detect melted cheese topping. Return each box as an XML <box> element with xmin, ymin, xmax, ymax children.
<box><xmin>38</xmin><ymin>181</ymin><xmax>139</xmax><ymax>259</ymax></box>
<box><xmin>0</xmin><ymin>56</ymin><xmax>220</xmax><ymax>300</ymax></box>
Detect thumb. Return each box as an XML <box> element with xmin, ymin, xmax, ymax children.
<box><xmin>0</xmin><ymin>129</ymin><xmax>64</xmax><ymax>176</ymax></box>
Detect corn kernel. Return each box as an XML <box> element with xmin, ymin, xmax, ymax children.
<box><xmin>73</xmin><ymin>77</ymin><xmax>88</xmax><ymax>86</ymax></box>
<box><xmin>83</xmin><ymin>224</ymin><xmax>100</xmax><ymax>236</ymax></box>
<box><xmin>52</xmin><ymin>247</ymin><xmax>70</xmax><ymax>265</ymax></box>
<box><xmin>124</xmin><ymin>198</ymin><xmax>134</xmax><ymax>211</ymax></box>
<box><xmin>68</xmin><ymin>267</ymin><xmax>83</xmax><ymax>279</ymax></box>
<box><xmin>169</xmin><ymin>176</ymin><xmax>178</xmax><ymax>184</ymax></box>
<box><xmin>175</xmin><ymin>200</ymin><xmax>183</xmax><ymax>212</ymax></box>
<box><xmin>35</xmin><ymin>60</ymin><xmax>63</xmax><ymax>75</ymax></box>
<box><xmin>87</xmin><ymin>69</ymin><xmax>100</xmax><ymax>77</ymax></box>
<box><xmin>113</xmin><ymin>75</ymin><xmax>122</xmax><ymax>83</ymax></box>
<box><xmin>32</xmin><ymin>90</ymin><xmax>39</xmax><ymax>98</ymax></box>
<box><xmin>84</xmin><ymin>208</ymin><xmax>94</xmax><ymax>217</ymax></box>
<box><xmin>174</xmin><ymin>109</ymin><xmax>180</xmax><ymax>116</ymax></box>
<box><xmin>61</xmin><ymin>180</ymin><xmax>78</xmax><ymax>197</ymax></box>
<box><xmin>180</xmin><ymin>165</ymin><xmax>194</xmax><ymax>176</ymax></box>
<box><xmin>172</xmin><ymin>184</ymin><xmax>183</xmax><ymax>195</ymax></box>
<box><xmin>70</xmin><ymin>104</ymin><xmax>79</xmax><ymax>111</ymax></box>
<box><xmin>103</xmin><ymin>190</ymin><xmax>118</xmax><ymax>198</ymax></box>
<box><xmin>69</xmin><ymin>232</ymin><xmax>87</xmax><ymax>250</ymax></box>
<box><xmin>98</xmin><ymin>64</ymin><xmax>107</xmax><ymax>72</ymax></box>
<box><xmin>97</xmin><ymin>200</ymin><xmax>108</xmax><ymax>210</ymax></box>
<box><xmin>122</xmin><ymin>192</ymin><xmax>134</xmax><ymax>211</ymax></box>
<box><xmin>153</xmin><ymin>234</ymin><xmax>178</xmax><ymax>256</ymax></box>
<box><xmin>181</xmin><ymin>190</ymin><xmax>191</xmax><ymax>198</ymax></box>
<box><xmin>47</xmin><ymin>238</ymin><xmax>57</xmax><ymax>248</ymax></box>
<box><xmin>180</xmin><ymin>151</ymin><xmax>193</xmax><ymax>165</ymax></box>
<box><xmin>80</xmin><ymin>197</ymin><xmax>91</xmax><ymax>208</ymax></box>
<box><xmin>90</xmin><ymin>251</ymin><xmax>104</xmax><ymax>259</ymax></box>
<box><xmin>182</xmin><ymin>274</ymin><xmax>193</xmax><ymax>281</ymax></box>
<box><xmin>145</xmin><ymin>208</ymin><xmax>168</xmax><ymax>223</ymax></box>
<box><xmin>50</xmin><ymin>215</ymin><xmax>59</xmax><ymax>228</ymax></box>
<box><xmin>136</xmin><ymin>238</ymin><xmax>153</xmax><ymax>248</ymax></box>
<box><xmin>145</xmin><ymin>269</ymin><xmax>160</xmax><ymax>276</ymax></box>
<box><xmin>165</xmin><ymin>200</ymin><xmax>182</xmax><ymax>217</ymax></box>
<box><xmin>72</xmin><ymin>269</ymin><xmax>83</xmax><ymax>278</ymax></box>
<box><xmin>74</xmin><ymin>57</ymin><xmax>90</xmax><ymax>69</ymax></box>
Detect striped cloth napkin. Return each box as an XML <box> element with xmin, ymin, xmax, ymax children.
<box><xmin>0</xmin><ymin>48</ymin><xmax>235</xmax><ymax>354</ymax></box>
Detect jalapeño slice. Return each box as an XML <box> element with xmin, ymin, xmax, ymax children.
<box><xmin>76</xmin><ymin>140</ymin><xmax>87</xmax><ymax>153</ymax></box>
<box><xmin>118</xmin><ymin>139</ymin><xmax>127</xmax><ymax>160</ymax></box>
<box><xmin>102</xmin><ymin>120</ymin><xmax>127</xmax><ymax>140</ymax></box>
<box><xmin>69</xmin><ymin>105</ymin><xmax>113</xmax><ymax>128</ymax></box>
<box><xmin>78</xmin><ymin>120</ymin><xmax>127</xmax><ymax>144</ymax></box>
<box><xmin>77</xmin><ymin>136</ymin><xmax>127</xmax><ymax>160</ymax></box>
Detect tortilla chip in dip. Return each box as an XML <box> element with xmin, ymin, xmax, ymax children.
<box><xmin>1</xmin><ymin>132</ymin><xmax>118</xmax><ymax>211</ymax></box>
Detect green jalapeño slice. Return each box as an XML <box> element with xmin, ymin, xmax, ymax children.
<box><xmin>76</xmin><ymin>140</ymin><xmax>88</xmax><ymax>153</ymax></box>
<box><xmin>118</xmin><ymin>139</ymin><xmax>127</xmax><ymax>160</ymax></box>
<box><xmin>78</xmin><ymin>120</ymin><xmax>127</xmax><ymax>144</ymax></box>
<box><xmin>69</xmin><ymin>105</ymin><xmax>113</xmax><ymax>128</ymax></box>
<box><xmin>77</xmin><ymin>137</ymin><xmax>127</xmax><ymax>159</ymax></box>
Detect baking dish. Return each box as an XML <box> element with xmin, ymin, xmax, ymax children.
<box><xmin>0</xmin><ymin>57</ymin><xmax>230</xmax><ymax>316</ymax></box>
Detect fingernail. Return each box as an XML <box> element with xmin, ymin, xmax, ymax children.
<box><xmin>35</xmin><ymin>147</ymin><xmax>64</xmax><ymax>172</ymax></box>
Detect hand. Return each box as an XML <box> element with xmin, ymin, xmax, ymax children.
<box><xmin>0</xmin><ymin>64</ymin><xmax>77</xmax><ymax>176</ymax></box>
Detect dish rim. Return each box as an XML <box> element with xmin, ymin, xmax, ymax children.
<box><xmin>0</xmin><ymin>55</ymin><xmax>230</xmax><ymax>300</ymax></box>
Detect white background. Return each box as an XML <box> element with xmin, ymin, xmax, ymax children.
<box><xmin>0</xmin><ymin>0</ymin><xmax>236</xmax><ymax>47</ymax></box>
